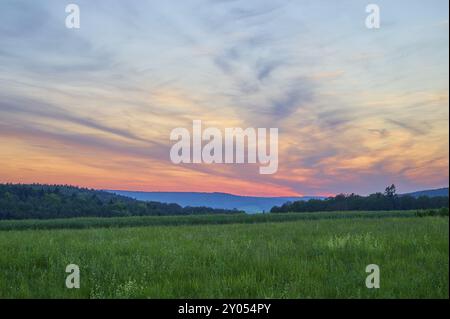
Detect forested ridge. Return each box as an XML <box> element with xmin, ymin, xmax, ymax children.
<box><xmin>1</xmin><ymin>183</ymin><xmax>448</xmax><ymax>220</ymax></box>
<box><xmin>0</xmin><ymin>184</ymin><xmax>243</xmax><ymax>220</ymax></box>
<box><xmin>271</xmin><ymin>185</ymin><xmax>449</xmax><ymax>213</ymax></box>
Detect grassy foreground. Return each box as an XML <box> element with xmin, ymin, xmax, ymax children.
<box><xmin>0</xmin><ymin>213</ymin><xmax>448</xmax><ymax>298</ymax></box>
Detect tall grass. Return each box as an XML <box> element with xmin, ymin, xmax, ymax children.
<box><xmin>0</xmin><ymin>215</ymin><xmax>448</xmax><ymax>298</ymax></box>
<box><xmin>0</xmin><ymin>210</ymin><xmax>424</xmax><ymax>231</ymax></box>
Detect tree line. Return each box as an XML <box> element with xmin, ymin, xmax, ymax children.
<box><xmin>0</xmin><ymin>184</ymin><xmax>243</xmax><ymax>220</ymax></box>
<box><xmin>271</xmin><ymin>185</ymin><xmax>449</xmax><ymax>213</ymax></box>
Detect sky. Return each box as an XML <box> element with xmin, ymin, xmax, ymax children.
<box><xmin>0</xmin><ymin>0</ymin><xmax>448</xmax><ymax>196</ymax></box>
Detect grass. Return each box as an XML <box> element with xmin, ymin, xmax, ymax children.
<box><xmin>0</xmin><ymin>210</ymin><xmax>424</xmax><ymax>231</ymax></box>
<box><xmin>0</xmin><ymin>212</ymin><xmax>448</xmax><ymax>298</ymax></box>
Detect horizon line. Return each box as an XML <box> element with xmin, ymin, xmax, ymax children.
<box><xmin>1</xmin><ymin>181</ymin><xmax>448</xmax><ymax>198</ymax></box>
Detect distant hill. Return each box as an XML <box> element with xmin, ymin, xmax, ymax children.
<box><xmin>0</xmin><ymin>184</ymin><xmax>242</xmax><ymax>220</ymax></box>
<box><xmin>403</xmin><ymin>188</ymin><xmax>449</xmax><ymax>198</ymax></box>
<box><xmin>106</xmin><ymin>191</ymin><xmax>324</xmax><ymax>213</ymax></box>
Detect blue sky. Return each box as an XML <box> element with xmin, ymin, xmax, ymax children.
<box><xmin>0</xmin><ymin>0</ymin><xmax>448</xmax><ymax>196</ymax></box>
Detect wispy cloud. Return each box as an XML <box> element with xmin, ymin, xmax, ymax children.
<box><xmin>0</xmin><ymin>0</ymin><xmax>448</xmax><ymax>196</ymax></box>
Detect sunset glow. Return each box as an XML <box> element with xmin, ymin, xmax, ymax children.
<box><xmin>0</xmin><ymin>0</ymin><xmax>448</xmax><ymax>196</ymax></box>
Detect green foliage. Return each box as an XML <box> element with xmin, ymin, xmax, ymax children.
<box><xmin>415</xmin><ymin>207</ymin><xmax>449</xmax><ymax>217</ymax></box>
<box><xmin>384</xmin><ymin>184</ymin><xmax>397</xmax><ymax>197</ymax></box>
<box><xmin>0</xmin><ymin>215</ymin><xmax>447</xmax><ymax>298</ymax></box>
<box><xmin>0</xmin><ymin>184</ymin><xmax>243</xmax><ymax>220</ymax></box>
<box><xmin>271</xmin><ymin>189</ymin><xmax>449</xmax><ymax>213</ymax></box>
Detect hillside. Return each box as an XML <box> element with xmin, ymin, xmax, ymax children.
<box><xmin>107</xmin><ymin>190</ymin><xmax>324</xmax><ymax>213</ymax></box>
<box><xmin>0</xmin><ymin>184</ymin><xmax>243</xmax><ymax>220</ymax></box>
<box><xmin>271</xmin><ymin>191</ymin><xmax>449</xmax><ymax>213</ymax></box>
<box><xmin>404</xmin><ymin>187</ymin><xmax>449</xmax><ymax>198</ymax></box>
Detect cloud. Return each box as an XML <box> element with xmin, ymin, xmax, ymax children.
<box><xmin>0</xmin><ymin>95</ymin><xmax>157</xmax><ymax>145</ymax></box>
<box><xmin>368</xmin><ymin>128</ymin><xmax>390</xmax><ymax>138</ymax></box>
<box><xmin>256</xmin><ymin>59</ymin><xmax>283</xmax><ymax>81</ymax></box>
<box><xmin>387</xmin><ymin>119</ymin><xmax>428</xmax><ymax>136</ymax></box>
<box><xmin>269</xmin><ymin>79</ymin><xmax>315</xmax><ymax>120</ymax></box>
<box><xmin>0</xmin><ymin>0</ymin><xmax>448</xmax><ymax>196</ymax></box>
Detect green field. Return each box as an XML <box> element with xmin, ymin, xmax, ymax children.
<box><xmin>0</xmin><ymin>212</ymin><xmax>448</xmax><ymax>298</ymax></box>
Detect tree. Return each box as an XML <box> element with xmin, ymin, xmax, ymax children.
<box><xmin>384</xmin><ymin>184</ymin><xmax>397</xmax><ymax>197</ymax></box>
<box><xmin>0</xmin><ymin>184</ymin><xmax>244</xmax><ymax>220</ymax></box>
<box><xmin>270</xmin><ymin>185</ymin><xmax>448</xmax><ymax>213</ymax></box>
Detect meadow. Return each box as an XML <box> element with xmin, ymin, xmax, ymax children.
<box><xmin>0</xmin><ymin>212</ymin><xmax>448</xmax><ymax>298</ymax></box>
<box><xmin>0</xmin><ymin>210</ymin><xmax>426</xmax><ymax>231</ymax></box>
